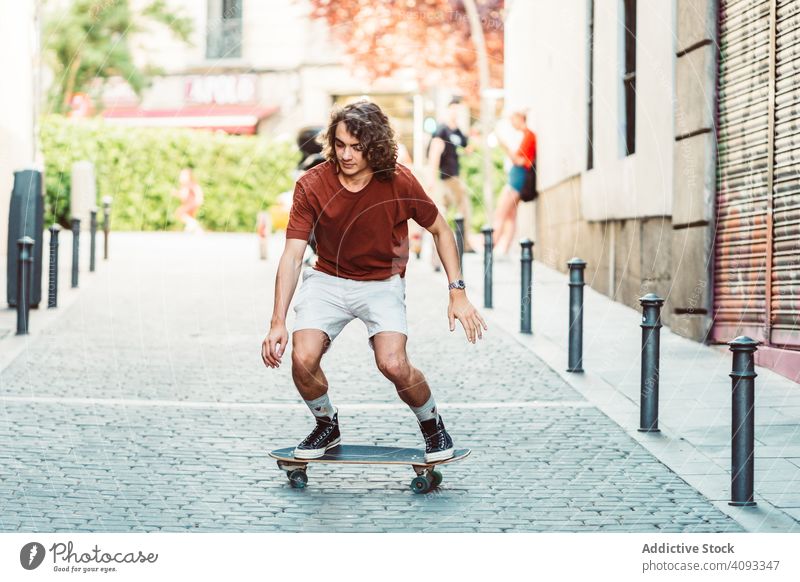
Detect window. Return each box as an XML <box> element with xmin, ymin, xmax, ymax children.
<box><xmin>587</xmin><ymin>0</ymin><xmax>595</xmax><ymax>170</ymax></box>
<box><xmin>622</xmin><ymin>0</ymin><xmax>637</xmax><ymax>156</ymax></box>
<box><xmin>206</xmin><ymin>0</ymin><xmax>243</xmax><ymax>60</ymax></box>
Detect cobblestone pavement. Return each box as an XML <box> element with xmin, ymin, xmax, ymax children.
<box><xmin>0</xmin><ymin>233</ymin><xmax>744</xmax><ymax>532</ymax></box>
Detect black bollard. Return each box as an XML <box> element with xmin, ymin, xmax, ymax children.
<box><xmin>520</xmin><ymin>238</ymin><xmax>534</xmax><ymax>334</ymax></box>
<box><xmin>48</xmin><ymin>224</ymin><xmax>62</xmax><ymax>308</ymax></box>
<box><xmin>638</xmin><ymin>293</ymin><xmax>664</xmax><ymax>432</ymax></box>
<box><xmin>481</xmin><ymin>226</ymin><xmax>493</xmax><ymax>309</ymax></box>
<box><xmin>454</xmin><ymin>215</ymin><xmax>465</xmax><ymax>274</ymax></box>
<box><xmin>89</xmin><ymin>208</ymin><xmax>97</xmax><ymax>272</ymax></box>
<box><xmin>567</xmin><ymin>258</ymin><xmax>587</xmax><ymax>373</ymax></box>
<box><xmin>16</xmin><ymin>237</ymin><xmax>35</xmax><ymax>335</ymax></box>
<box><xmin>71</xmin><ymin>217</ymin><xmax>80</xmax><ymax>288</ymax></box>
<box><xmin>102</xmin><ymin>196</ymin><xmax>112</xmax><ymax>260</ymax></box>
<box><xmin>728</xmin><ymin>336</ymin><xmax>759</xmax><ymax>507</ymax></box>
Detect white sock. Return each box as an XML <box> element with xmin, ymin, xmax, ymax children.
<box><xmin>410</xmin><ymin>395</ymin><xmax>438</xmax><ymax>423</ymax></box>
<box><xmin>304</xmin><ymin>394</ymin><xmax>335</xmax><ymax>420</ymax></box>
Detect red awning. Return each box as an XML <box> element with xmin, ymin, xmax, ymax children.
<box><xmin>102</xmin><ymin>105</ymin><xmax>278</xmax><ymax>135</ymax></box>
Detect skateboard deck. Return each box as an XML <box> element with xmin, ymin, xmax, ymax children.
<box><xmin>269</xmin><ymin>444</ymin><xmax>471</xmax><ymax>493</ymax></box>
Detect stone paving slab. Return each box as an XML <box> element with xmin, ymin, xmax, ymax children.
<box><xmin>0</xmin><ymin>237</ymin><xmax>572</xmax><ymax>406</ymax></box>
<box><xmin>0</xmin><ymin>401</ymin><xmax>743</xmax><ymax>532</ymax></box>
<box><xmin>0</xmin><ymin>232</ymin><xmax>749</xmax><ymax>532</ymax></box>
<box><xmin>463</xmin><ymin>250</ymin><xmax>800</xmax><ymax>529</ymax></box>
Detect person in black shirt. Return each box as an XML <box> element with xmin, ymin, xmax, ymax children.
<box><xmin>428</xmin><ymin>97</ymin><xmax>476</xmax><ymax>256</ymax></box>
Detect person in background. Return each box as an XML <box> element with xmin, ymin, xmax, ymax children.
<box><xmin>428</xmin><ymin>97</ymin><xmax>476</xmax><ymax>261</ymax></box>
<box><xmin>397</xmin><ymin>142</ymin><xmax>413</xmax><ymax>168</ymax></box>
<box><xmin>173</xmin><ymin>167</ymin><xmax>204</xmax><ymax>233</ymax></box>
<box><xmin>274</xmin><ymin>126</ymin><xmax>327</xmax><ymax>266</ymax></box>
<box><xmin>492</xmin><ymin>110</ymin><xmax>536</xmax><ymax>257</ymax></box>
<box><xmin>397</xmin><ymin>141</ymin><xmax>426</xmax><ymax>259</ymax></box>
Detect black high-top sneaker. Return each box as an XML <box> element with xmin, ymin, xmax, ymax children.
<box><xmin>419</xmin><ymin>415</ymin><xmax>454</xmax><ymax>462</ymax></box>
<box><xmin>294</xmin><ymin>411</ymin><xmax>341</xmax><ymax>459</ymax></box>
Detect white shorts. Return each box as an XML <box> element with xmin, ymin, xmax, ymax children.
<box><xmin>292</xmin><ymin>268</ymin><xmax>408</xmax><ymax>349</ymax></box>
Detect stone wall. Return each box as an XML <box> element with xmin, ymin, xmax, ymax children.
<box><xmin>671</xmin><ymin>0</ymin><xmax>718</xmax><ymax>341</ymax></box>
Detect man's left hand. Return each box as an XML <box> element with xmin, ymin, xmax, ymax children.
<box><xmin>448</xmin><ymin>292</ymin><xmax>488</xmax><ymax>344</ymax></box>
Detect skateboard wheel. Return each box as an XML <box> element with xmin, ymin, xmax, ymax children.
<box><xmin>410</xmin><ymin>476</ymin><xmax>431</xmax><ymax>494</ymax></box>
<box><xmin>431</xmin><ymin>470</ymin><xmax>443</xmax><ymax>487</ymax></box>
<box><xmin>288</xmin><ymin>469</ymin><xmax>308</xmax><ymax>489</ymax></box>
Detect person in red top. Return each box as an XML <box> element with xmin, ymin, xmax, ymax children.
<box><xmin>493</xmin><ymin>110</ymin><xmax>536</xmax><ymax>257</ymax></box>
<box><xmin>261</xmin><ymin>101</ymin><xmax>487</xmax><ymax>462</ymax></box>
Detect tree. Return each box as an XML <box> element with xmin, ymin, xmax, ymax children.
<box><xmin>43</xmin><ymin>0</ymin><xmax>192</xmax><ymax>113</ymax></box>
<box><xmin>305</xmin><ymin>0</ymin><xmax>504</xmax><ymax>105</ymax></box>
<box><xmin>307</xmin><ymin>0</ymin><xmax>504</xmax><ymax>216</ymax></box>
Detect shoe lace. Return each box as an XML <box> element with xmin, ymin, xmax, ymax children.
<box><xmin>301</xmin><ymin>417</ymin><xmax>335</xmax><ymax>448</ymax></box>
<box><xmin>424</xmin><ymin>425</ymin><xmax>448</xmax><ymax>450</ymax></box>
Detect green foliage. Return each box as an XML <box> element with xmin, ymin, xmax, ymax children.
<box><xmin>40</xmin><ymin>116</ymin><xmax>296</xmax><ymax>232</ymax></box>
<box><xmin>43</xmin><ymin>0</ymin><xmax>192</xmax><ymax>112</ymax></box>
<box><xmin>459</xmin><ymin>146</ymin><xmax>507</xmax><ymax>232</ymax></box>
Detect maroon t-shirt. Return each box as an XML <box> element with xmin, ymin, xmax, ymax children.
<box><xmin>286</xmin><ymin>160</ymin><xmax>438</xmax><ymax>280</ymax></box>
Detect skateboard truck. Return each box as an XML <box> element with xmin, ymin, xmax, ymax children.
<box><xmin>276</xmin><ymin>460</ymin><xmax>309</xmax><ymax>489</ymax></box>
<box><xmin>411</xmin><ymin>464</ymin><xmax>443</xmax><ymax>494</ymax></box>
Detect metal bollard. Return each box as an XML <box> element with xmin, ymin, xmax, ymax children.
<box><xmin>481</xmin><ymin>226</ymin><xmax>493</xmax><ymax>309</ymax></box>
<box><xmin>567</xmin><ymin>258</ymin><xmax>587</xmax><ymax>373</ymax></box>
<box><xmin>729</xmin><ymin>336</ymin><xmax>759</xmax><ymax>507</ymax></box>
<box><xmin>638</xmin><ymin>293</ymin><xmax>664</xmax><ymax>432</ymax></box>
<box><xmin>89</xmin><ymin>208</ymin><xmax>97</xmax><ymax>272</ymax></box>
<box><xmin>16</xmin><ymin>237</ymin><xmax>35</xmax><ymax>335</ymax></box>
<box><xmin>520</xmin><ymin>238</ymin><xmax>534</xmax><ymax>334</ymax></box>
<box><xmin>102</xmin><ymin>196</ymin><xmax>112</xmax><ymax>260</ymax></box>
<box><xmin>48</xmin><ymin>225</ymin><xmax>62</xmax><ymax>308</ymax></box>
<box><xmin>71</xmin><ymin>217</ymin><xmax>80</xmax><ymax>288</ymax></box>
<box><xmin>454</xmin><ymin>215</ymin><xmax>464</xmax><ymax>274</ymax></box>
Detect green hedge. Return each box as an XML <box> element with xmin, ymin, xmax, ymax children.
<box><xmin>40</xmin><ymin>116</ymin><xmax>296</xmax><ymax>232</ymax></box>
<box><xmin>40</xmin><ymin>115</ymin><xmax>505</xmax><ymax>233</ymax></box>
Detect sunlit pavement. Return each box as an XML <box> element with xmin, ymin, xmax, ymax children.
<box><xmin>0</xmin><ymin>232</ymin><xmax>754</xmax><ymax>532</ymax></box>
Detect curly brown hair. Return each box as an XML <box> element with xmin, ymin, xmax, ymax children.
<box><xmin>322</xmin><ymin>101</ymin><xmax>398</xmax><ymax>182</ymax></box>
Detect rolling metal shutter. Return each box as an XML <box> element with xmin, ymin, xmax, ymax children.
<box><xmin>714</xmin><ymin>0</ymin><xmax>800</xmax><ymax>350</ymax></box>
<box><xmin>714</xmin><ymin>0</ymin><xmax>771</xmax><ymax>342</ymax></box>
<box><xmin>771</xmin><ymin>0</ymin><xmax>800</xmax><ymax>347</ymax></box>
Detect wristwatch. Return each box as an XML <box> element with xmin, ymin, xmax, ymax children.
<box><xmin>448</xmin><ymin>279</ymin><xmax>466</xmax><ymax>291</ymax></box>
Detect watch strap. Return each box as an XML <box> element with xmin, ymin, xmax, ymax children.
<box><xmin>448</xmin><ymin>279</ymin><xmax>466</xmax><ymax>291</ymax></box>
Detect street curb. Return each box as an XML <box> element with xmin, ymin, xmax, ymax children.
<box><xmin>481</xmin><ymin>307</ymin><xmax>799</xmax><ymax>533</ymax></box>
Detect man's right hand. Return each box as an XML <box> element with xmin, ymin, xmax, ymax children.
<box><xmin>262</xmin><ymin>323</ymin><xmax>289</xmax><ymax>368</ymax></box>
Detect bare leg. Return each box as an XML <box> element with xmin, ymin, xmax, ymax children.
<box><xmin>291</xmin><ymin>329</ymin><xmax>332</xmax><ymax>400</ymax></box>
<box><xmin>496</xmin><ymin>194</ymin><xmax>520</xmax><ymax>255</ymax></box>
<box><xmin>450</xmin><ymin>178</ymin><xmax>473</xmax><ymax>249</ymax></box>
<box><xmin>373</xmin><ymin>332</ymin><xmax>455</xmax><ymax>461</ymax></box>
<box><xmin>492</xmin><ymin>186</ymin><xmax>515</xmax><ymax>246</ymax></box>
<box><xmin>410</xmin><ymin>221</ymin><xmax>423</xmax><ymax>258</ymax></box>
<box><xmin>372</xmin><ymin>332</ymin><xmax>431</xmax><ymax>408</ymax></box>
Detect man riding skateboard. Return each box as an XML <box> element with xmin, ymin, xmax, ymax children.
<box><xmin>261</xmin><ymin>101</ymin><xmax>487</xmax><ymax>463</ymax></box>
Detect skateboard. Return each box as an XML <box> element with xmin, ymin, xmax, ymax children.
<box><xmin>269</xmin><ymin>445</ymin><xmax>471</xmax><ymax>494</ymax></box>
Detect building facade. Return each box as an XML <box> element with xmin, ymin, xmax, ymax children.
<box><xmin>0</xmin><ymin>0</ymin><xmax>40</xmax><ymax>278</ymax></box>
<box><xmin>505</xmin><ymin>0</ymin><xmax>799</xmax><ymax>381</ymax></box>
<box><xmin>102</xmin><ymin>0</ymin><xmax>422</xmax><ymax>144</ymax></box>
